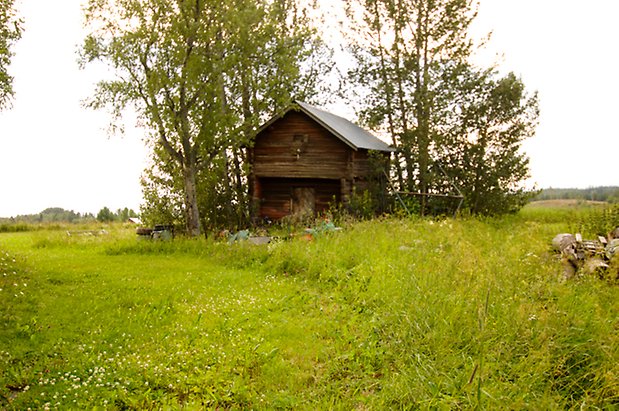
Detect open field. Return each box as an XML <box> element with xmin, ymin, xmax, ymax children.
<box><xmin>525</xmin><ymin>199</ymin><xmax>609</xmax><ymax>210</ymax></box>
<box><xmin>1</xmin><ymin>210</ymin><xmax>618</xmax><ymax>409</ymax></box>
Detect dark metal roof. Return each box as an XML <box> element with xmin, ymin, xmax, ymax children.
<box><xmin>295</xmin><ymin>101</ymin><xmax>394</xmax><ymax>152</ymax></box>
<box><xmin>256</xmin><ymin>101</ymin><xmax>394</xmax><ymax>152</ymax></box>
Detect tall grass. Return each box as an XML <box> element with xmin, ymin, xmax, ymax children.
<box><xmin>572</xmin><ymin>203</ymin><xmax>619</xmax><ymax>238</ymax></box>
<box><xmin>1</xmin><ymin>214</ymin><xmax>618</xmax><ymax>409</ymax></box>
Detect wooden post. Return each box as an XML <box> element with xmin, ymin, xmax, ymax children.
<box><xmin>340</xmin><ymin>178</ymin><xmax>351</xmax><ymax>204</ymax></box>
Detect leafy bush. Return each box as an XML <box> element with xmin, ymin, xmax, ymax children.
<box><xmin>573</xmin><ymin>203</ymin><xmax>619</xmax><ymax>237</ymax></box>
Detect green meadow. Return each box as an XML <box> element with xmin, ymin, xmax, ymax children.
<box><xmin>1</xmin><ymin>207</ymin><xmax>618</xmax><ymax>409</ymax></box>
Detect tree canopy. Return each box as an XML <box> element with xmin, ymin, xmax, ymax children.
<box><xmin>81</xmin><ymin>0</ymin><xmax>539</xmax><ymax>232</ymax></box>
<box><xmin>437</xmin><ymin>69</ymin><xmax>539</xmax><ymax>214</ymax></box>
<box><xmin>344</xmin><ymin>0</ymin><xmax>538</xmax><ymax>215</ymax></box>
<box><xmin>0</xmin><ymin>0</ymin><xmax>22</xmax><ymax>110</ymax></box>
<box><xmin>81</xmin><ymin>0</ymin><xmax>328</xmax><ymax>235</ymax></box>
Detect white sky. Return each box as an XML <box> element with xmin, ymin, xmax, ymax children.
<box><xmin>0</xmin><ymin>0</ymin><xmax>617</xmax><ymax>218</ymax></box>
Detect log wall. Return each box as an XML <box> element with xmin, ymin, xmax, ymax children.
<box><xmin>250</xmin><ymin>110</ymin><xmax>388</xmax><ymax>220</ymax></box>
<box><xmin>253</xmin><ymin>111</ymin><xmax>352</xmax><ymax>179</ymax></box>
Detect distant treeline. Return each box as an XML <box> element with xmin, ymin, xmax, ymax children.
<box><xmin>535</xmin><ymin>187</ymin><xmax>619</xmax><ymax>203</ymax></box>
<box><xmin>0</xmin><ymin>207</ymin><xmax>138</xmax><ymax>226</ymax></box>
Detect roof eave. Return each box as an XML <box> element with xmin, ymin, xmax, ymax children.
<box><xmin>255</xmin><ymin>101</ymin><xmax>395</xmax><ymax>153</ymax></box>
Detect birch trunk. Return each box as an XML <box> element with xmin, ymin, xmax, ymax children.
<box><xmin>182</xmin><ymin>162</ymin><xmax>200</xmax><ymax>237</ymax></box>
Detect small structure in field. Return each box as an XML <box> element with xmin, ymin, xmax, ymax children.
<box><xmin>249</xmin><ymin>101</ymin><xmax>393</xmax><ymax>221</ymax></box>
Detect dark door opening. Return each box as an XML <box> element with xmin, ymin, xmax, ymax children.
<box><xmin>291</xmin><ymin>187</ymin><xmax>315</xmax><ymax>218</ymax></box>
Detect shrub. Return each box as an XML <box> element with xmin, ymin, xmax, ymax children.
<box><xmin>574</xmin><ymin>203</ymin><xmax>619</xmax><ymax>238</ymax></box>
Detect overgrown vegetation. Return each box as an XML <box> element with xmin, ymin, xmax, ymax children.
<box><xmin>81</xmin><ymin>0</ymin><xmax>331</xmax><ymax>236</ymax></box>
<box><xmin>344</xmin><ymin>0</ymin><xmax>539</xmax><ymax>216</ymax></box>
<box><xmin>572</xmin><ymin>203</ymin><xmax>619</xmax><ymax>238</ymax></box>
<box><xmin>1</xmin><ymin>209</ymin><xmax>617</xmax><ymax>409</ymax></box>
<box><xmin>77</xmin><ymin>0</ymin><xmax>543</xmax><ymax>236</ymax></box>
<box><xmin>0</xmin><ymin>208</ymin><xmax>92</xmax><ymax>225</ymax></box>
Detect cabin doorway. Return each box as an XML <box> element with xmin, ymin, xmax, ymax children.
<box><xmin>291</xmin><ymin>187</ymin><xmax>315</xmax><ymax>218</ymax></box>
<box><xmin>254</xmin><ymin>177</ymin><xmax>340</xmax><ymax>220</ymax></box>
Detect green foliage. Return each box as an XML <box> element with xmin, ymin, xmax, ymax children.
<box><xmin>439</xmin><ymin>70</ymin><xmax>539</xmax><ymax>215</ymax></box>
<box><xmin>115</xmin><ymin>207</ymin><xmax>138</xmax><ymax>222</ymax></box>
<box><xmin>346</xmin><ymin>188</ymin><xmax>377</xmax><ymax>220</ymax></box>
<box><xmin>39</xmin><ymin>207</ymin><xmax>81</xmax><ymax>223</ymax></box>
<box><xmin>572</xmin><ymin>203</ymin><xmax>619</xmax><ymax>238</ymax></box>
<box><xmin>327</xmin><ymin>152</ymin><xmax>394</xmax><ymax>222</ymax></box>
<box><xmin>1</xmin><ymin>208</ymin><xmax>138</xmax><ymax>231</ymax></box>
<box><xmin>82</xmin><ymin>0</ymin><xmax>330</xmax><ymax>236</ymax></box>
<box><xmin>96</xmin><ymin>206</ymin><xmax>139</xmax><ymax>223</ymax></box>
<box><xmin>345</xmin><ymin>0</ymin><xmax>476</xmax><ymax>202</ymax></box>
<box><xmin>96</xmin><ymin>207</ymin><xmax>114</xmax><ymax>223</ymax></box>
<box><xmin>0</xmin><ymin>223</ymin><xmax>31</xmax><ymax>233</ymax></box>
<box><xmin>1</xmin><ymin>212</ymin><xmax>618</xmax><ymax>408</ymax></box>
<box><xmin>0</xmin><ymin>0</ymin><xmax>22</xmax><ymax>110</ymax></box>
<box><xmin>345</xmin><ymin>1</ymin><xmax>538</xmax><ymax>217</ymax></box>
<box><xmin>139</xmin><ymin>155</ymin><xmax>185</xmax><ymax>229</ymax></box>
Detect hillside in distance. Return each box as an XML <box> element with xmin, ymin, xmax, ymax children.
<box><xmin>535</xmin><ymin>186</ymin><xmax>619</xmax><ymax>203</ymax></box>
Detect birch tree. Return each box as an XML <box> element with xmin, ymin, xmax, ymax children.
<box><xmin>346</xmin><ymin>0</ymin><xmax>476</xmax><ymax>214</ymax></box>
<box><xmin>81</xmin><ymin>0</ymin><xmax>322</xmax><ymax>235</ymax></box>
<box><xmin>345</xmin><ymin>0</ymin><xmax>538</xmax><ymax>215</ymax></box>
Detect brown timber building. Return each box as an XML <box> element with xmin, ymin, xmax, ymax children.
<box><xmin>250</xmin><ymin>101</ymin><xmax>393</xmax><ymax>221</ymax></box>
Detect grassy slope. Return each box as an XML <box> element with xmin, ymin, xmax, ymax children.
<box><xmin>0</xmin><ymin>212</ymin><xmax>618</xmax><ymax>409</ymax></box>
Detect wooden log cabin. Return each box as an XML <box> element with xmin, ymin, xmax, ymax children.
<box><xmin>250</xmin><ymin>101</ymin><xmax>394</xmax><ymax>221</ymax></box>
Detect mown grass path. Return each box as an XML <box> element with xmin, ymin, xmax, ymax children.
<box><xmin>1</xmin><ymin>214</ymin><xmax>618</xmax><ymax>409</ymax></box>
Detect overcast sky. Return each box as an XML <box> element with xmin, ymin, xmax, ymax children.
<box><xmin>0</xmin><ymin>0</ymin><xmax>617</xmax><ymax>218</ymax></box>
